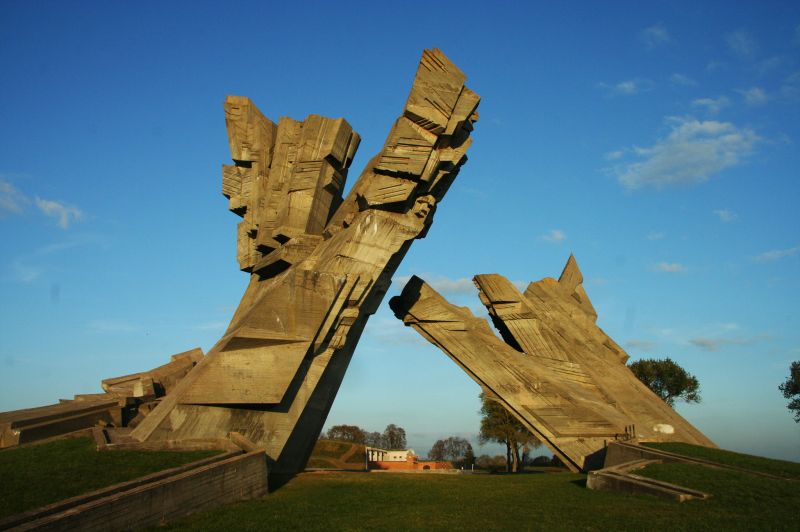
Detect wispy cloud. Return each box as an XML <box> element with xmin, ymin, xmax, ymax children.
<box><xmin>35</xmin><ymin>197</ymin><xmax>83</xmax><ymax>229</ymax></box>
<box><xmin>394</xmin><ymin>274</ymin><xmax>476</xmax><ymax>296</ymax></box>
<box><xmin>611</xmin><ymin>116</ymin><xmax>759</xmax><ymax>190</ymax></box>
<box><xmin>605</xmin><ymin>150</ymin><xmax>625</xmax><ymax>161</ymax></box>
<box><xmin>640</xmin><ymin>23</ymin><xmax>671</xmax><ymax>48</ymax></box>
<box><xmin>670</xmin><ymin>73</ymin><xmax>697</xmax><ymax>87</ymax></box>
<box><xmin>781</xmin><ymin>71</ymin><xmax>800</xmax><ymax>100</ymax></box>
<box><xmin>726</xmin><ymin>30</ymin><xmax>757</xmax><ymax>60</ymax></box>
<box><xmin>652</xmin><ymin>262</ymin><xmax>687</xmax><ymax>273</ymax></box>
<box><xmin>10</xmin><ymin>257</ymin><xmax>43</xmax><ymax>283</ymax></box>
<box><xmin>754</xmin><ymin>246</ymin><xmax>800</xmax><ymax>263</ymax></box>
<box><xmin>87</xmin><ymin>319</ymin><xmax>140</xmax><ymax>333</ymax></box>
<box><xmin>625</xmin><ymin>339</ymin><xmax>656</xmax><ymax>351</ymax></box>
<box><xmin>646</xmin><ymin>231</ymin><xmax>665</xmax><ymax>241</ymax></box>
<box><xmin>597</xmin><ymin>78</ymin><xmax>655</xmax><ymax>96</ymax></box>
<box><xmin>689</xmin><ymin>335</ymin><xmax>769</xmax><ymax>352</ymax></box>
<box><xmin>737</xmin><ymin>87</ymin><xmax>768</xmax><ymax>106</ymax></box>
<box><xmin>0</xmin><ymin>179</ymin><xmax>28</xmax><ymax>214</ymax></box>
<box><xmin>691</xmin><ymin>96</ymin><xmax>731</xmax><ymax>115</ymax></box>
<box><xmin>713</xmin><ymin>209</ymin><xmax>737</xmax><ymax>222</ymax></box>
<box><xmin>540</xmin><ymin>229</ymin><xmax>567</xmax><ymax>243</ymax></box>
<box><xmin>6</xmin><ymin>235</ymin><xmax>98</xmax><ymax>283</ymax></box>
<box><xmin>192</xmin><ymin>321</ymin><xmax>229</xmax><ymax>331</ymax></box>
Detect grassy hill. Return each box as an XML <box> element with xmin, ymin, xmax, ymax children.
<box><xmin>306</xmin><ymin>439</ymin><xmax>367</xmax><ymax>470</ymax></box>
<box><xmin>0</xmin><ymin>437</ymin><xmax>219</xmax><ymax>519</ymax></box>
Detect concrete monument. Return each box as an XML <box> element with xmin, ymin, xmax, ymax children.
<box><xmin>389</xmin><ymin>256</ymin><xmax>715</xmax><ymax>472</ymax></box>
<box><xmin>127</xmin><ymin>49</ymin><xmax>481</xmax><ymax>474</ymax></box>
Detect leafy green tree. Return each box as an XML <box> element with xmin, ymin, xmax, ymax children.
<box><xmin>326</xmin><ymin>424</ymin><xmax>366</xmax><ymax>443</ymax></box>
<box><xmin>478</xmin><ymin>392</ymin><xmax>540</xmax><ymax>473</ymax></box>
<box><xmin>628</xmin><ymin>357</ymin><xmax>701</xmax><ymax>407</ymax></box>
<box><xmin>779</xmin><ymin>361</ymin><xmax>800</xmax><ymax>422</ymax></box>
<box><xmin>382</xmin><ymin>424</ymin><xmax>407</xmax><ymax>449</ymax></box>
<box><xmin>428</xmin><ymin>436</ymin><xmax>473</xmax><ymax>467</ymax></box>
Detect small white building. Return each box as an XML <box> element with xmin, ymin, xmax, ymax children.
<box><xmin>365</xmin><ymin>447</ymin><xmax>416</xmax><ymax>462</ymax></box>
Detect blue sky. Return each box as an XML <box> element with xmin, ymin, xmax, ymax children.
<box><xmin>1</xmin><ymin>1</ymin><xmax>798</xmax><ymax>461</ymax></box>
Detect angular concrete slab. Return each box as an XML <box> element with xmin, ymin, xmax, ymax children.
<box><xmin>390</xmin><ymin>256</ymin><xmax>714</xmax><ymax>472</ymax></box>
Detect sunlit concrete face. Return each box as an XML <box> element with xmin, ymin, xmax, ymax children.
<box><xmin>129</xmin><ymin>49</ymin><xmax>481</xmax><ymax>475</ymax></box>
<box><xmin>390</xmin><ymin>256</ymin><xmax>715</xmax><ymax>472</ymax></box>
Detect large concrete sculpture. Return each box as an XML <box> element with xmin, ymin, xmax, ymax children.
<box><xmin>128</xmin><ymin>49</ymin><xmax>480</xmax><ymax>474</ymax></box>
<box><xmin>390</xmin><ymin>256</ymin><xmax>714</xmax><ymax>472</ymax></box>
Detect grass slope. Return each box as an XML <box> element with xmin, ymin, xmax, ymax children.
<box><xmin>643</xmin><ymin>442</ymin><xmax>800</xmax><ymax>479</ymax></box>
<box><xmin>0</xmin><ymin>437</ymin><xmax>219</xmax><ymax>519</ymax></box>
<box><xmin>307</xmin><ymin>439</ymin><xmax>366</xmax><ymax>469</ymax></box>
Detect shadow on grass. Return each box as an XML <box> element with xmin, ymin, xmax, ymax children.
<box><xmin>268</xmin><ymin>473</ymin><xmax>297</xmax><ymax>493</ymax></box>
<box><xmin>570</xmin><ymin>478</ymin><xmax>587</xmax><ymax>489</ymax></box>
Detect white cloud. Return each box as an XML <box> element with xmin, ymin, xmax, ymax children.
<box><xmin>653</xmin><ymin>262</ymin><xmax>687</xmax><ymax>273</ymax></box>
<box><xmin>0</xmin><ymin>180</ymin><xmax>28</xmax><ymax>214</ymax></box>
<box><xmin>646</xmin><ymin>231</ymin><xmax>665</xmax><ymax>241</ymax></box>
<box><xmin>611</xmin><ymin>116</ymin><xmax>760</xmax><ymax>189</ymax></box>
<box><xmin>35</xmin><ymin>197</ymin><xmax>83</xmax><ymax>229</ymax></box>
<box><xmin>754</xmin><ymin>245</ymin><xmax>800</xmax><ymax>263</ymax></box>
<box><xmin>540</xmin><ymin>229</ymin><xmax>566</xmax><ymax>243</ymax></box>
<box><xmin>738</xmin><ymin>87</ymin><xmax>768</xmax><ymax>106</ymax></box>
<box><xmin>713</xmin><ymin>209</ymin><xmax>737</xmax><ymax>222</ymax></box>
<box><xmin>597</xmin><ymin>79</ymin><xmax>654</xmax><ymax>96</ymax></box>
<box><xmin>605</xmin><ymin>150</ymin><xmax>625</xmax><ymax>161</ymax></box>
<box><xmin>726</xmin><ymin>30</ymin><xmax>757</xmax><ymax>60</ymax></box>
<box><xmin>640</xmin><ymin>24</ymin><xmax>671</xmax><ymax>48</ymax></box>
<box><xmin>670</xmin><ymin>73</ymin><xmax>697</xmax><ymax>86</ymax></box>
<box><xmin>691</xmin><ymin>96</ymin><xmax>731</xmax><ymax>114</ymax></box>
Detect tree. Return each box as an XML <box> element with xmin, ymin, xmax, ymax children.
<box><xmin>428</xmin><ymin>436</ymin><xmax>474</xmax><ymax>466</ymax></box>
<box><xmin>478</xmin><ymin>392</ymin><xmax>540</xmax><ymax>473</ymax></box>
<box><xmin>779</xmin><ymin>361</ymin><xmax>800</xmax><ymax>422</ymax></box>
<box><xmin>326</xmin><ymin>424</ymin><xmax>366</xmax><ymax>443</ymax></box>
<box><xmin>382</xmin><ymin>424</ymin><xmax>407</xmax><ymax>449</ymax></box>
<box><xmin>628</xmin><ymin>357</ymin><xmax>701</xmax><ymax>407</ymax></box>
<box><xmin>364</xmin><ymin>431</ymin><xmax>384</xmax><ymax>448</ymax></box>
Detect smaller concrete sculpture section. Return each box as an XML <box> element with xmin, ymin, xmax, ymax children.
<box><xmin>0</xmin><ymin>348</ymin><xmax>203</xmax><ymax>449</ymax></box>
<box><xmin>390</xmin><ymin>256</ymin><xmax>715</xmax><ymax>472</ymax></box>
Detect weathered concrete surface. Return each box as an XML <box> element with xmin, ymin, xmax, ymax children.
<box><xmin>0</xmin><ymin>348</ymin><xmax>204</xmax><ymax>449</ymax></box>
<box><xmin>130</xmin><ymin>49</ymin><xmax>480</xmax><ymax>475</ymax></box>
<box><xmin>390</xmin><ymin>256</ymin><xmax>714</xmax><ymax>472</ymax></box>
<box><xmin>0</xmin><ymin>399</ymin><xmax>120</xmax><ymax>449</ymax></box>
<box><xmin>0</xmin><ymin>450</ymin><xmax>266</xmax><ymax>531</ymax></box>
<box><xmin>586</xmin><ymin>459</ymin><xmax>711</xmax><ymax>502</ymax></box>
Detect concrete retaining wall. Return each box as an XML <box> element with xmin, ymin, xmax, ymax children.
<box><xmin>3</xmin><ymin>450</ymin><xmax>267</xmax><ymax>531</ymax></box>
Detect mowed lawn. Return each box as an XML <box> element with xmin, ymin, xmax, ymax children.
<box><xmin>2</xmin><ymin>438</ymin><xmax>797</xmax><ymax>530</ymax></box>
<box><xmin>164</xmin><ymin>464</ymin><xmax>798</xmax><ymax>531</ymax></box>
<box><xmin>0</xmin><ymin>437</ymin><xmax>219</xmax><ymax>519</ymax></box>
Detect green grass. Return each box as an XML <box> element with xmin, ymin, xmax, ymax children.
<box><xmin>0</xmin><ymin>437</ymin><xmax>219</xmax><ymax>519</ymax></box>
<box><xmin>643</xmin><ymin>442</ymin><xmax>800</xmax><ymax>479</ymax></box>
<box><xmin>160</xmin><ymin>464</ymin><xmax>799</xmax><ymax>531</ymax></box>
